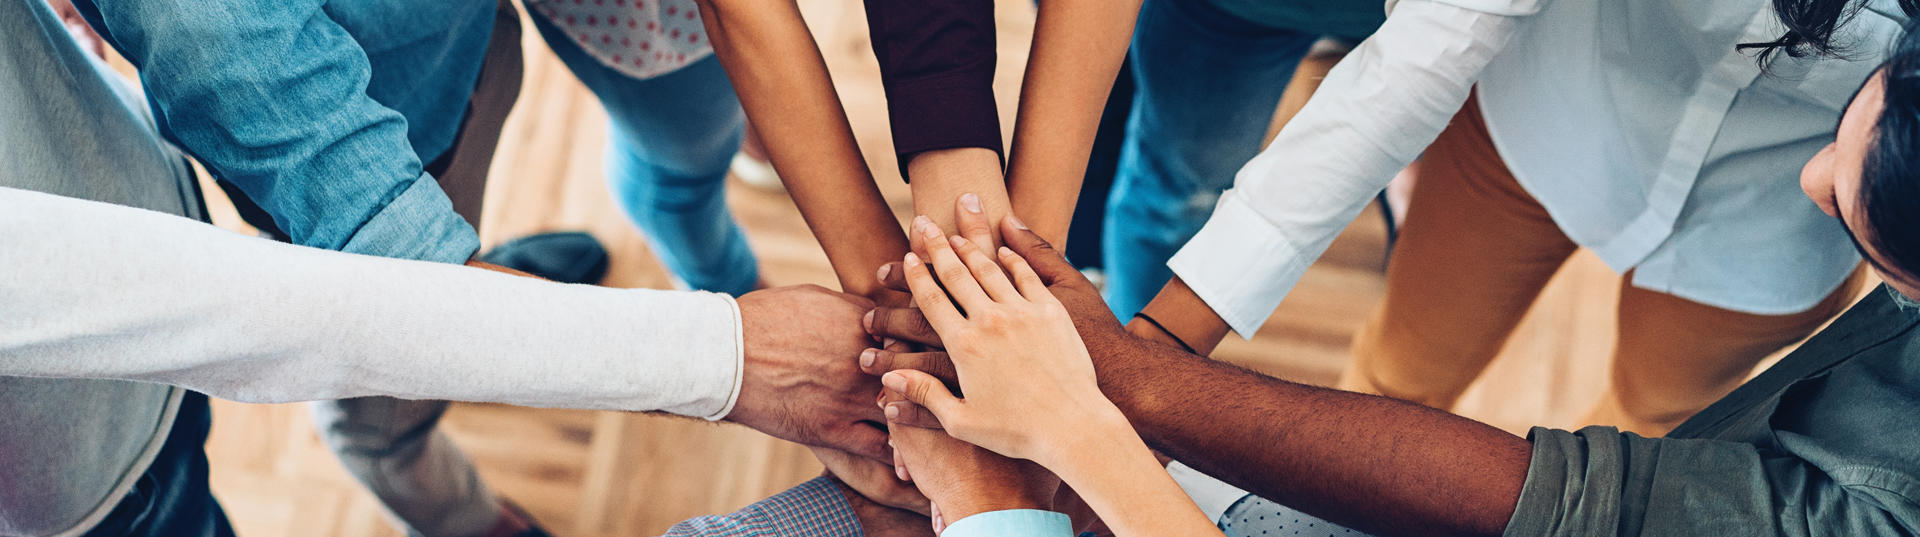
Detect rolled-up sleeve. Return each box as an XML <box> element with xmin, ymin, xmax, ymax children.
<box><xmin>87</xmin><ymin>0</ymin><xmax>478</xmax><ymax>264</ymax></box>
<box><xmin>862</xmin><ymin>0</ymin><xmax>1002</xmax><ymax>177</ymax></box>
<box><xmin>1506</xmin><ymin>426</ymin><xmax>1920</xmax><ymax>536</ymax></box>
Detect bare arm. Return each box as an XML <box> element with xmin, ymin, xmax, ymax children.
<box><xmin>868</xmin><ymin>220</ymin><xmax>1530</xmax><ymax>537</ymax></box>
<box><xmin>692</xmin><ymin>0</ymin><xmax>908</xmax><ymax>301</ymax></box>
<box><xmin>1004</xmin><ymin>0</ymin><xmax>1143</xmax><ymax>246</ymax></box>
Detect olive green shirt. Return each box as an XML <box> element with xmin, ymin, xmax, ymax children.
<box><xmin>1506</xmin><ymin>286</ymin><xmax>1920</xmax><ymax>535</ymax></box>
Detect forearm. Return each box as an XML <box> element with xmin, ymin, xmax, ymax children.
<box><xmin>1003</xmin><ymin>0</ymin><xmax>1142</xmax><ymax>246</ymax></box>
<box><xmin>1095</xmin><ymin>340</ymin><xmax>1528</xmax><ymax>537</ymax></box>
<box><xmin>694</xmin><ymin>0</ymin><xmax>908</xmax><ymax>300</ymax></box>
<box><xmin>0</xmin><ymin>188</ymin><xmax>741</xmax><ymax>417</ymax></box>
<box><xmin>1048</xmin><ymin>425</ymin><xmax>1222</xmax><ymax>537</ymax></box>
<box><xmin>1129</xmin><ymin>276</ymin><xmax>1233</xmax><ymax>355</ymax></box>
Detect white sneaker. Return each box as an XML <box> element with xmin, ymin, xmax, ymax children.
<box><xmin>730</xmin><ymin>153</ymin><xmax>785</xmax><ymax>193</ymax></box>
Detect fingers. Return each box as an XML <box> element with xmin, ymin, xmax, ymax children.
<box><xmin>998</xmin><ymin>215</ymin><xmax>1086</xmax><ymax>287</ymax></box>
<box><xmin>834</xmin><ymin>421</ymin><xmax>894</xmax><ymax>463</ymax></box>
<box><xmin>881</xmin><ymin>369</ymin><xmax>963</xmax><ymax>427</ymax></box>
<box><xmin>949</xmin><ymin>235</ymin><xmax>1020</xmax><ymax>302</ymax></box>
<box><xmin>902</xmin><ymin>251</ymin><xmax>967</xmax><ymax>334</ymax></box>
<box><xmin>865</xmin><ymin>307</ymin><xmax>943</xmax><ymax>347</ymax></box>
<box><xmin>884</xmin><ymin>400</ymin><xmax>945</xmax><ymax>429</ymax></box>
<box><xmin>860</xmin><ymin>348</ymin><xmax>958</xmax><ymax>387</ymax></box>
<box><xmin>912</xmin><ymin>216</ymin><xmax>992</xmax><ymax>311</ymax></box>
<box><xmin>954</xmin><ymin>193</ymin><xmax>996</xmax><ymax>249</ymax></box>
<box><xmin>876</xmin><ymin>262</ymin><xmax>909</xmax><ymax>294</ymax></box>
<box><xmin>997</xmin><ymin>246</ymin><xmax>1052</xmax><ymax>303</ymax></box>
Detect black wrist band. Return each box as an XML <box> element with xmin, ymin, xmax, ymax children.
<box><xmin>1132</xmin><ymin>312</ymin><xmax>1199</xmax><ymax>355</ymax></box>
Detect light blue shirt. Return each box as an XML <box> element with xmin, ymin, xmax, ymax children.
<box><xmin>940</xmin><ymin>509</ymin><xmax>1074</xmax><ymax>537</ymax></box>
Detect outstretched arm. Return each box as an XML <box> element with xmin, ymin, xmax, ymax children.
<box><xmin>867</xmin><ymin>214</ymin><xmax>1531</xmax><ymax>537</ymax></box>
<box><xmin>1004</xmin><ymin>0</ymin><xmax>1143</xmax><ymax>246</ymax></box>
<box><xmin>692</xmin><ymin>0</ymin><xmax>909</xmax><ymax>301</ymax></box>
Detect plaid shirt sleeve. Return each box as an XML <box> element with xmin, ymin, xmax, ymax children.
<box><xmin>661</xmin><ymin>477</ymin><xmax>863</xmax><ymax>537</ymax></box>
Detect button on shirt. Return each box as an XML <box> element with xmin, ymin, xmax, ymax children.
<box><xmin>1169</xmin><ymin>0</ymin><xmax>1905</xmax><ymax>336</ymax></box>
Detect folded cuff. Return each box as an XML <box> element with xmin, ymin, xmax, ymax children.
<box><xmin>884</xmin><ymin>68</ymin><xmax>1004</xmax><ymax>180</ymax></box>
<box><xmin>1166</xmin><ymin>190</ymin><xmax>1315</xmax><ymax>337</ymax></box>
<box><xmin>339</xmin><ymin>173</ymin><xmax>480</xmax><ymax>264</ymax></box>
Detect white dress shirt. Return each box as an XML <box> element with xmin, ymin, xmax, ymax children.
<box><xmin>1168</xmin><ymin>0</ymin><xmax>1905</xmax><ymax>336</ymax></box>
<box><xmin>0</xmin><ymin>186</ymin><xmax>744</xmax><ymax>419</ymax></box>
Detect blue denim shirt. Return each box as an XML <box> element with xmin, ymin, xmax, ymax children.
<box><xmin>71</xmin><ymin>0</ymin><xmax>496</xmax><ymax>263</ymax></box>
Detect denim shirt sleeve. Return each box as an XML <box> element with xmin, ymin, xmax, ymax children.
<box><xmin>940</xmin><ymin>509</ymin><xmax>1073</xmax><ymax>537</ymax></box>
<box><xmin>660</xmin><ymin>477</ymin><xmax>864</xmax><ymax>537</ymax></box>
<box><xmin>1505</xmin><ymin>426</ymin><xmax>1920</xmax><ymax>536</ymax></box>
<box><xmin>83</xmin><ymin>0</ymin><xmax>478</xmax><ymax>264</ymax></box>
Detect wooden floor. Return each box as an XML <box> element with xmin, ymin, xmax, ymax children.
<box><xmin>190</xmin><ymin>2</ymin><xmax>1847</xmax><ymax>536</ymax></box>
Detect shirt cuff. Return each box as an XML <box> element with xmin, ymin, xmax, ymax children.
<box><xmin>1166</xmin><ymin>462</ymin><xmax>1251</xmax><ymax>523</ymax></box>
<box><xmin>1166</xmin><ymin>191</ymin><xmax>1316</xmax><ymax>338</ymax></box>
<box><xmin>338</xmin><ymin>173</ymin><xmax>480</xmax><ymax>264</ymax></box>
<box><xmin>940</xmin><ymin>509</ymin><xmax>1073</xmax><ymax>537</ymax></box>
<box><xmin>1501</xmin><ymin>426</ymin><xmax>1620</xmax><ymax>537</ymax></box>
<box><xmin>704</xmin><ymin>293</ymin><xmax>746</xmax><ymax>421</ymax></box>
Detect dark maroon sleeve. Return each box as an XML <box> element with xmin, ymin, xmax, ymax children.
<box><xmin>863</xmin><ymin>0</ymin><xmax>1002</xmax><ymax>180</ymax></box>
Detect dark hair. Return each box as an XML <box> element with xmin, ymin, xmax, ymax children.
<box><xmin>1743</xmin><ymin>0</ymin><xmax>1920</xmax><ymax>64</ymax></box>
<box><xmin>1857</xmin><ymin>20</ymin><xmax>1920</xmax><ymax>281</ymax></box>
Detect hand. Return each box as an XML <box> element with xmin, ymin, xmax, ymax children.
<box><xmin>882</xmin><ymin>390</ymin><xmax>1057</xmax><ymax>533</ymax></box>
<box><xmin>811</xmin><ymin>446</ymin><xmax>930</xmax><ymax>516</ymax></box>
<box><xmin>732</xmin><ymin>285</ymin><xmax>890</xmax><ymax>461</ymax></box>
<box><xmin>864</xmin><ymin>199</ymin><xmax>1154</xmax><ymax>431</ymax></box>
<box><xmin>880</xmin><ymin>213</ymin><xmax>1131</xmax><ymax>465</ymax></box>
<box><xmin>828</xmin><ymin>477</ymin><xmax>935</xmax><ymax>537</ymax></box>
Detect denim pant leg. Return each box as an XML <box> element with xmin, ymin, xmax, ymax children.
<box><xmin>1101</xmin><ymin>0</ymin><xmax>1317</xmax><ymax>319</ymax></box>
<box><xmin>531</xmin><ymin>16</ymin><xmax>757</xmax><ymax>296</ymax></box>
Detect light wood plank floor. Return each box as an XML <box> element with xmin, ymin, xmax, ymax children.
<box><xmin>187</xmin><ymin>1</ymin><xmax>1856</xmax><ymax>536</ymax></box>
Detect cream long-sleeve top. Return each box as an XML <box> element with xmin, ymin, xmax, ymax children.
<box><xmin>0</xmin><ymin>186</ymin><xmax>745</xmax><ymax>418</ymax></box>
<box><xmin>1171</xmin><ymin>0</ymin><xmax>1906</xmax><ymax>336</ymax></box>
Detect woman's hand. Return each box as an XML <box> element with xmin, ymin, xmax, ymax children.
<box><xmin>880</xmin><ymin>213</ymin><xmax>1132</xmax><ymax>466</ymax></box>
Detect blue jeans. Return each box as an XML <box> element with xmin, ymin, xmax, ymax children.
<box><xmin>1101</xmin><ymin>0</ymin><xmax>1317</xmax><ymax>318</ymax></box>
<box><xmin>81</xmin><ymin>394</ymin><xmax>235</xmax><ymax>537</ymax></box>
<box><xmin>530</xmin><ymin>16</ymin><xmax>758</xmax><ymax>295</ymax></box>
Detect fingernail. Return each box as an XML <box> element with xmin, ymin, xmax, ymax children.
<box><xmin>882</xmin><ymin>337</ymin><xmax>898</xmax><ymax>349</ymax></box>
<box><xmin>1006</xmin><ymin>214</ymin><xmax>1029</xmax><ymax>230</ymax></box>
<box><xmin>881</xmin><ymin>371</ymin><xmax>906</xmax><ymax>391</ymax></box>
<box><xmin>960</xmin><ymin>193</ymin><xmax>982</xmax><ymax>213</ymax></box>
<box><xmin>876</xmin><ymin>264</ymin><xmax>891</xmax><ymax>282</ymax></box>
<box><xmin>860</xmin><ymin>348</ymin><xmax>878</xmax><ymax>369</ymax></box>
<box><xmin>912</xmin><ymin>215</ymin><xmax>933</xmax><ymax>233</ymax></box>
<box><xmin>999</xmin><ymin>246</ymin><xmax>1015</xmax><ymax>258</ymax></box>
<box><xmin>884</xmin><ymin>404</ymin><xmax>900</xmax><ymax>421</ymax></box>
<box><xmin>863</xmin><ymin>310</ymin><xmax>875</xmax><ymax>333</ymax></box>
<box><xmin>904</xmin><ymin>252</ymin><xmax>921</xmax><ymax>267</ymax></box>
<box><xmin>950</xmin><ymin>235</ymin><xmax>969</xmax><ymax>249</ymax></box>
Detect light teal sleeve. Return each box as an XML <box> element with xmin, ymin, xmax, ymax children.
<box><xmin>940</xmin><ymin>509</ymin><xmax>1073</xmax><ymax>537</ymax></box>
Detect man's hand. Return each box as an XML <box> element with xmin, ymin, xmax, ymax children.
<box><xmin>882</xmin><ymin>390</ymin><xmax>1058</xmax><ymax>533</ymax></box>
<box><xmin>812</xmin><ymin>446</ymin><xmax>930</xmax><ymax>516</ymax></box>
<box><xmin>732</xmin><ymin>285</ymin><xmax>890</xmax><ymax>461</ymax></box>
<box><xmin>828</xmin><ymin>476</ymin><xmax>936</xmax><ymax>537</ymax></box>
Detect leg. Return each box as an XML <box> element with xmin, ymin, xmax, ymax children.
<box><xmin>530</xmin><ymin>14</ymin><xmax>757</xmax><ymax>295</ymax></box>
<box><xmin>1589</xmin><ymin>267</ymin><xmax>1868</xmax><ymax>435</ymax></box>
<box><xmin>312</xmin><ymin>398</ymin><xmax>499</xmax><ymax>537</ymax></box>
<box><xmin>1101</xmin><ymin>0</ymin><xmax>1318</xmax><ymax>318</ymax></box>
<box><xmin>1339</xmin><ymin>95</ymin><xmax>1579</xmax><ymax>410</ymax></box>
<box><xmin>310</xmin><ymin>6</ymin><xmax>528</xmax><ymax>537</ymax></box>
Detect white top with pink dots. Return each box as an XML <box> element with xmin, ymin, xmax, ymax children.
<box><xmin>526</xmin><ymin>0</ymin><xmax>713</xmax><ymax>80</ymax></box>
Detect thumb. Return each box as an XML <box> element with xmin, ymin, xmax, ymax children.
<box><xmin>881</xmin><ymin>370</ymin><xmax>963</xmax><ymax>427</ymax></box>
<box><xmin>999</xmin><ymin>215</ymin><xmax>1084</xmax><ymax>287</ymax></box>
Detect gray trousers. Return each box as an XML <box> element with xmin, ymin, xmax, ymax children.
<box><xmin>303</xmin><ymin>2</ymin><xmax>527</xmax><ymax>537</ymax></box>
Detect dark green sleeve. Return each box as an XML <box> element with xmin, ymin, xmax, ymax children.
<box><xmin>1503</xmin><ymin>426</ymin><xmax>1920</xmax><ymax>536</ymax></box>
